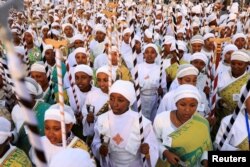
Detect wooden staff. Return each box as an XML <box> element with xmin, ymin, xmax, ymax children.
<box><xmin>45</xmin><ymin>38</ymin><xmax>67</xmax><ymax>148</ymax></box>
<box><xmin>0</xmin><ymin>26</ymin><xmax>48</xmax><ymax>167</ymax></box>
<box><xmin>171</xmin><ymin>6</ymin><xmax>180</xmax><ymax>64</ymax></box>
<box><xmin>209</xmin><ymin>37</ymin><xmax>231</xmax><ymax>116</ymax></box>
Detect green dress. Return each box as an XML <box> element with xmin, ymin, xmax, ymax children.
<box><xmin>28</xmin><ymin>46</ymin><xmax>42</xmax><ymax>65</ymax></box>
<box><xmin>15</xmin><ymin>101</ymin><xmax>51</xmax><ymax>155</ymax></box>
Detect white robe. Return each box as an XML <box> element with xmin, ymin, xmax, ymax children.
<box><xmin>92</xmin><ymin>109</ymin><xmax>159</xmax><ymax>167</ymax></box>
<box><xmin>82</xmin><ymin>88</ymin><xmax>109</xmax><ymax>136</ymax></box>
<box><xmin>138</xmin><ymin>62</ymin><xmax>166</xmax><ymax>90</ymax></box>
<box><xmin>94</xmin><ymin>53</ymin><xmax>108</xmax><ymax>70</ymax></box>
<box><xmin>120</xmin><ymin>41</ymin><xmax>133</xmax><ymax>71</ymax></box>
<box><xmin>153</xmin><ymin>111</ymin><xmax>208</xmax><ymax>165</ymax></box>
<box><xmin>67</xmin><ymin>85</ymin><xmax>97</xmax><ymax>113</ymax></box>
<box><xmin>157</xmin><ymin>88</ymin><xmax>209</xmax><ymax>117</ymax></box>
<box><xmin>214</xmin><ymin>111</ymin><xmax>250</xmax><ymax>151</ymax></box>
<box><xmin>89</xmin><ymin>39</ymin><xmax>106</xmax><ymax>58</ymax></box>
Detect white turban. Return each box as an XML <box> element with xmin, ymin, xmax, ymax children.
<box><xmin>24</xmin><ymin>29</ymin><xmax>35</xmax><ymax>40</ymax></box>
<box><xmin>73</xmin><ymin>47</ymin><xmax>87</xmax><ymax>56</ymax></box>
<box><xmin>122</xmin><ymin>27</ymin><xmax>131</xmax><ymax>36</ymax></box>
<box><xmin>232</xmin><ymin>33</ymin><xmax>246</xmax><ymax>44</ymax></box>
<box><xmin>42</xmin><ymin>45</ymin><xmax>54</xmax><ymax>56</ymax></box>
<box><xmin>144</xmin><ymin>29</ymin><xmax>153</xmax><ymax>39</ymax></box>
<box><xmin>143</xmin><ymin>43</ymin><xmax>159</xmax><ymax>55</ymax></box>
<box><xmin>191</xmin><ymin>35</ymin><xmax>204</xmax><ymax>44</ymax></box>
<box><xmin>74</xmin><ymin>65</ymin><xmax>93</xmax><ymax>76</ymax></box>
<box><xmin>231</xmin><ymin>51</ymin><xmax>250</xmax><ymax>62</ymax></box>
<box><xmin>45</xmin><ymin>108</ymin><xmax>76</xmax><ymax>124</ymax></box>
<box><xmin>62</xmin><ymin>23</ymin><xmax>74</xmax><ymax>31</ymax></box>
<box><xmin>0</xmin><ymin>117</ymin><xmax>11</xmax><ymax>144</ymax></box>
<box><xmin>177</xmin><ymin>40</ymin><xmax>187</xmax><ymax>52</ymax></box>
<box><xmin>31</xmin><ymin>62</ymin><xmax>46</xmax><ymax>73</ymax></box>
<box><xmin>174</xmin><ymin>84</ymin><xmax>201</xmax><ymax>104</ymax></box>
<box><xmin>207</xmin><ymin>13</ymin><xmax>217</xmax><ymax>23</ymax></box>
<box><xmin>177</xmin><ymin>64</ymin><xmax>199</xmax><ymax>78</ymax></box>
<box><xmin>25</xmin><ymin>77</ymin><xmax>43</xmax><ymax>99</ymax></box>
<box><xmin>50</xmin><ymin>148</ymin><xmax>95</xmax><ymax>167</ymax></box>
<box><xmin>203</xmin><ymin>33</ymin><xmax>215</xmax><ymax>41</ymax></box>
<box><xmin>191</xmin><ymin>52</ymin><xmax>208</xmax><ymax>65</ymax></box>
<box><xmin>109</xmin><ymin>80</ymin><xmax>136</xmax><ymax>106</ymax></box>
<box><xmin>95</xmin><ymin>24</ymin><xmax>106</xmax><ymax>34</ymax></box>
<box><xmin>163</xmin><ymin>35</ymin><xmax>175</xmax><ymax>45</ymax></box>
<box><xmin>51</xmin><ymin>22</ymin><xmax>60</xmax><ymax>28</ymax></box>
<box><xmin>96</xmin><ymin>65</ymin><xmax>116</xmax><ymax>81</ymax></box>
<box><xmin>222</xmin><ymin>44</ymin><xmax>238</xmax><ymax>60</ymax></box>
<box><xmin>14</xmin><ymin>46</ymin><xmax>25</xmax><ymax>56</ymax></box>
<box><xmin>73</xmin><ymin>34</ymin><xmax>85</xmax><ymax>42</ymax></box>
<box><xmin>191</xmin><ymin>21</ymin><xmax>199</xmax><ymax>29</ymax></box>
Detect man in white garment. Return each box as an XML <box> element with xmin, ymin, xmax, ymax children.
<box><xmin>89</xmin><ymin>24</ymin><xmax>107</xmax><ymax>59</ymax></box>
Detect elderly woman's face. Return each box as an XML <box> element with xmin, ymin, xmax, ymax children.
<box><xmin>110</xmin><ymin>93</ymin><xmax>130</xmax><ymax>115</ymax></box>
<box><xmin>144</xmin><ymin>47</ymin><xmax>157</xmax><ymax>64</ymax></box>
<box><xmin>45</xmin><ymin>120</ymin><xmax>72</xmax><ymax>145</ymax></box>
<box><xmin>176</xmin><ymin>98</ymin><xmax>198</xmax><ymax>123</ymax></box>
<box><xmin>75</xmin><ymin>53</ymin><xmax>88</xmax><ymax>65</ymax></box>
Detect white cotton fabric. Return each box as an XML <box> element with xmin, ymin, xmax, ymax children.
<box><xmin>174</xmin><ymin>84</ymin><xmax>201</xmax><ymax>104</ymax></box>
<box><xmin>49</xmin><ymin>148</ymin><xmax>95</xmax><ymax>167</ymax></box>
<box><xmin>74</xmin><ymin>65</ymin><xmax>93</xmax><ymax>76</ymax></box>
<box><xmin>109</xmin><ymin>80</ymin><xmax>136</xmax><ymax>106</ymax></box>
<box><xmin>176</xmin><ymin>64</ymin><xmax>199</xmax><ymax>79</ymax></box>
<box><xmin>0</xmin><ymin>117</ymin><xmax>11</xmax><ymax>144</ymax></box>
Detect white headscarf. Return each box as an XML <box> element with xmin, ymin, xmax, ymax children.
<box><xmin>176</xmin><ymin>64</ymin><xmax>199</xmax><ymax>78</ymax></box>
<box><xmin>49</xmin><ymin>148</ymin><xmax>95</xmax><ymax>167</ymax></box>
<box><xmin>109</xmin><ymin>80</ymin><xmax>136</xmax><ymax>106</ymax></box>
<box><xmin>0</xmin><ymin>117</ymin><xmax>11</xmax><ymax>144</ymax></box>
<box><xmin>74</xmin><ymin>65</ymin><xmax>93</xmax><ymax>76</ymax></box>
<box><xmin>174</xmin><ymin>84</ymin><xmax>201</xmax><ymax>104</ymax></box>
<box><xmin>231</xmin><ymin>51</ymin><xmax>250</xmax><ymax>62</ymax></box>
<box><xmin>25</xmin><ymin>77</ymin><xmax>43</xmax><ymax>99</ymax></box>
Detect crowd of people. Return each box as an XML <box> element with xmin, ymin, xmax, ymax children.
<box><xmin>0</xmin><ymin>0</ymin><xmax>250</xmax><ymax>166</ymax></box>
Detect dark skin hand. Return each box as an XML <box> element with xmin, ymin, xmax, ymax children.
<box><xmin>140</xmin><ymin>143</ymin><xmax>150</xmax><ymax>155</ymax></box>
<box><xmin>86</xmin><ymin>112</ymin><xmax>94</xmax><ymax>124</ymax></box>
<box><xmin>203</xmin><ymin>86</ymin><xmax>210</xmax><ymax>98</ymax></box>
<box><xmin>163</xmin><ymin>150</ymin><xmax>180</xmax><ymax>166</ymax></box>
<box><xmin>75</xmin><ymin>112</ymin><xmax>83</xmax><ymax>124</ymax></box>
<box><xmin>99</xmin><ymin>144</ymin><xmax>109</xmax><ymax>157</ymax></box>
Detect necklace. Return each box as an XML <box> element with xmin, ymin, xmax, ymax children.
<box><xmin>175</xmin><ymin>111</ymin><xmax>184</xmax><ymax>125</ymax></box>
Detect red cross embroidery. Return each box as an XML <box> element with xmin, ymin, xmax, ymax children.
<box><xmin>112</xmin><ymin>133</ymin><xmax>124</xmax><ymax>145</ymax></box>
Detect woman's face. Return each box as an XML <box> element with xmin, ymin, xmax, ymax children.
<box><xmin>231</xmin><ymin>60</ymin><xmax>248</xmax><ymax>78</ymax></box>
<box><xmin>110</xmin><ymin>93</ymin><xmax>130</xmax><ymax>115</ymax></box>
<box><xmin>75</xmin><ymin>72</ymin><xmax>92</xmax><ymax>92</ymax></box>
<box><xmin>191</xmin><ymin>43</ymin><xmax>203</xmax><ymax>53</ymax></box>
<box><xmin>178</xmin><ymin>75</ymin><xmax>197</xmax><ymax>86</ymax></box>
<box><xmin>176</xmin><ymin>98</ymin><xmax>198</xmax><ymax>123</ymax></box>
<box><xmin>75</xmin><ymin>53</ymin><xmax>88</xmax><ymax>65</ymax></box>
<box><xmin>144</xmin><ymin>47</ymin><xmax>157</xmax><ymax>64</ymax></box>
<box><xmin>30</xmin><ymin>71</ymin><xmax>49</xmax><ymax>90</ymax></box>
<box><xmin>234</xmin><ymin>38</ymin><xmax>246</xmax><ymax>50</ymax></box>
<box><xmin>45</xmin><ymin>49</ymin><xmax>56</xmax><ymax>66</ymax></box>
<box><xmin>97</xmin><ymin>73</ymin><xmax>109</xmax><ymax>94</ymax></box>
<box><xmin>191</xmin><ymin>59</ymin><xmax>206</xmax><ymax>72</ymax></box>
<box><xmin>45</xmin><ymin>120</ymin><xmax>72</xmax><ymax>145</ymax></box>
<box><xmin>74</xmin><ymin>40</ymin><xmax>84</xmax><ymax>48</ymax></box>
